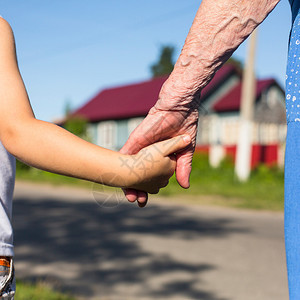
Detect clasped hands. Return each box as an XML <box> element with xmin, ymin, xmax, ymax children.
<box><xmin>120</xmin><ymin>100</ymin><xmax>199</xmax><ymax>207</ymax></box>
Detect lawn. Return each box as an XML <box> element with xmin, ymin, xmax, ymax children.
<box><xmin>160</xmin><ymin>153</ymin><xmax>284</xmax><ymax>211</ymax></box>
<box><xmin>15</xmin><ymin>280</ymin><xmax>76</xmax><ymax>300</ymax></box>
<box><xmin>15</xmin><ymin>153</ymin><xmax>284</xmax><ymax>211</ymax></box>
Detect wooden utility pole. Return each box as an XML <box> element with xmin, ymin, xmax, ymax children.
<box><xmin>235</xmin><ymin>29</ymin><xmax>257</xmax><ymax>181</ymax></box>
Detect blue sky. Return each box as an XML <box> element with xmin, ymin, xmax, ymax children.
<box><xmin>1</xmin><ymin>0</ymin><xmax>292</xmax><ymax>121</ymax></box>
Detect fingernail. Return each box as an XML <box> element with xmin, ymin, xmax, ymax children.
<box><xmin>183</xmin><ymin>135</ymin><xmax>191</xmax><ymax>143</ymax></box>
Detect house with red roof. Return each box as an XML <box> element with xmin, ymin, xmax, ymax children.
<box><xmin>71</xmin><ymin>62</ymin><xmax>286</xmax><ymax>168</ymax></box>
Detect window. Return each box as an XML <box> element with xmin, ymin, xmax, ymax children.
<box><xmin>97</xmin><ymin>121</ymin><xmax>116</xmax><ymax>150</ymax></box>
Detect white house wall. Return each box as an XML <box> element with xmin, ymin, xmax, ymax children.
<box><xmin>116</xmin><ymin>120</ymin><xmax>128</xmax><ymax>149</ymax></box>
<box><xmin>254</xmin><ymin>86</ymin><xmax>286</xmax><ymax>124</ymax></box>
<box><xmin>97</xmin><ymin>121</ymin><xmax>117</xmax><ymax>150</ymax></box>
<box><xmin>267</xmin><ymin>86</ymin><xmax>285</xmax><ymax>109</ymax></box>
<box><xmin>92</xmin><ymin>117</ymin><xmax>145</xmax><ymax>151</ymax></box>
<box><xmin>198</xmin><ymin>113</ymin><xmax>240</xmax><ymax>145</ymax></box>
<box><xmin>197</xmin><ymin>114</ymin><xmax>286</xmax><ymax>146</ymax></box>
<box><xmin>91</xmin><ymin>115</ymin><xmax>286</xmax><ymax>153</ymax></box>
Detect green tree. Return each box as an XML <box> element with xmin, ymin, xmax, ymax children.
<box><xmin>150</xmin><ymin>45</ymin><xmax>175</xmax><ymax>78</ymax></box>
<box><xmin>226</xmin><ymin>57</ymin><xmax>243</xmax><ymax>72</ymax></box>
<box><xmin>63</xmin><ymin>98</ymin><xmax>90</xmax><ymax>141</ymax></box>
<box><xmin>64</xmin><ymin>100</ymin><xmax>72</xmax><ymax>117</ymax></box>
<box><xmin>64</xmin><ymin>115</ymin><xmax>90</xmax><ymax>141</ymax></box>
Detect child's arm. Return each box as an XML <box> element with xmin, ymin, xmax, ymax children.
<box><xmin>0</xmin><ymin>18</ymin><xmax>191</xmax><ymax>194</ymax></box>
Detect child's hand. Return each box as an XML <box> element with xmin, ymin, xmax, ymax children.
<box><xmin>125</xmin><ymin>135</ymin><xmax>191</xmax><ymax>196</ymax></box>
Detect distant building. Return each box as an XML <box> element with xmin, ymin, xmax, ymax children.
<box><xmin>71</xmin><ymin>63</ymin><xmax>286</xmax><ymax>168</ymax></box>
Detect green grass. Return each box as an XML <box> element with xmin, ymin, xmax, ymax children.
<box><xmin>16</xmin><ymin>160</ymin><xmax>92</xmax><ymax>189</ymax></box>
<box><xmin>16</xmin><ymin>154</ymin><xmax>284</xmax><ymax>211</ymax></box>
<box><xmin>159</xmin><ymin>153</ymin><xmax>284</xmax><ymax>211</ymax></box>
<box><xmin>15</xmin><ymin>280</ymin><xmax>76</xmax><ymax>300</ymax></box>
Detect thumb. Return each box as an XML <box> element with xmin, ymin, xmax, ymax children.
<box><xmin>175</xmin><ymin>149</ymin><xmax>194</xmax><ymax>188</ymax></box>
<box><xmin>157</xmin><ymin>135</ymin><xmax>192</xmax><ymax>157</ymax></box>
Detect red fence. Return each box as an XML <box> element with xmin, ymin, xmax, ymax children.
<box><xmin>195</xmin><ymin>144</ymin><xmax>278</xmax><ymax>168</ymax></box>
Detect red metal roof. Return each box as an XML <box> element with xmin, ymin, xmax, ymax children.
<box><xmin>72</xmin><ymin>75</ymin><xmax>167</xmax><ymax>122</ymax></box>
<box><xmin>212</xmin><ymin>78</ymin><xmax>277</xmax><ymax>112</ymax></box>
<box><xmin>72</xmin><ymin>64</ymin><xmax>238</xmax><ymax>122</ymax></box>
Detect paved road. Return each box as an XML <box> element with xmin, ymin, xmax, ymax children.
<box><xmin>13</xmin><ymin>181</ymin><xmax>288</xmax><ymax>300</ymax></box>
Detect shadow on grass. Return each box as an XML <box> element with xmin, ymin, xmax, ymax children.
<box><xmin>12</xmin><ymin>192</ymin><xmax>250</xmax><ymax>300</ymax></box>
